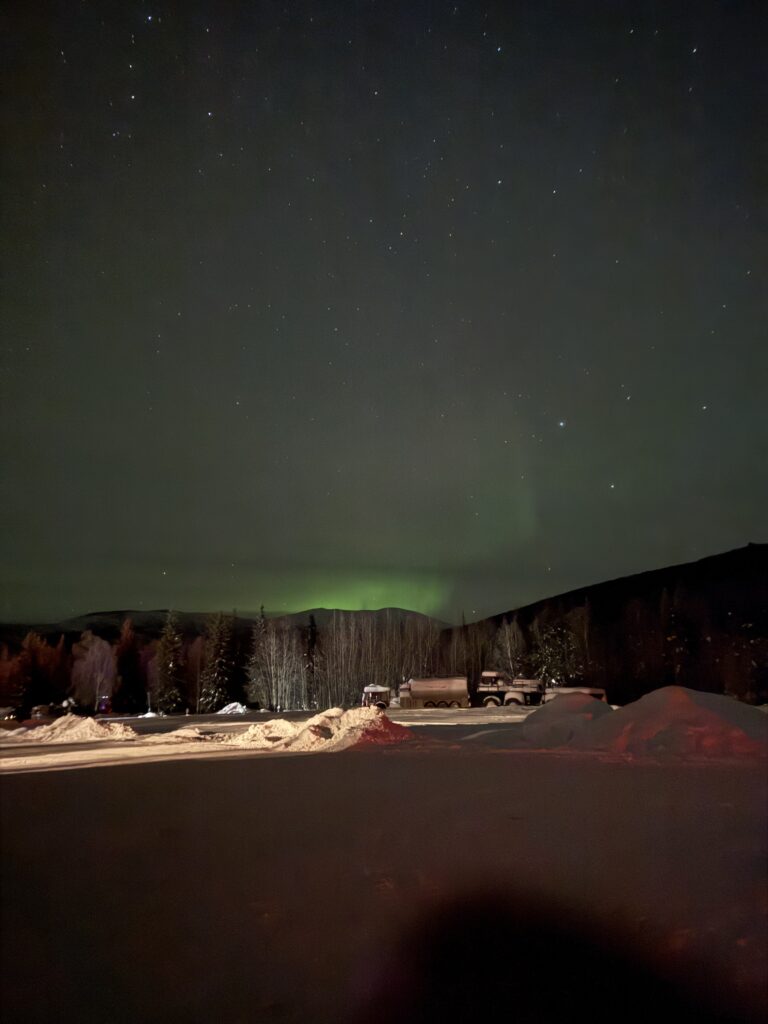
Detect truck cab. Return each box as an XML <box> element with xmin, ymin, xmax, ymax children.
<box><xmin>476</xmin><ymin>672</ymin><xmax>545</xmax><ymax>707</ymax></box>
<box><xmin>361</xmin><ymin>685</ymin><xmax>392</xmax><ymax>710</ymax></box>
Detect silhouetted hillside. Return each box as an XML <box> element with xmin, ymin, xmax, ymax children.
<box><xmin>457</xmin><ymin>544</ymin><xmax>768</xmax><ymax>705</ymax></box>
<box><xmin>0</xmin><ymin>607</ymin><xmax>446</xmax><ymax>648</ymax></box>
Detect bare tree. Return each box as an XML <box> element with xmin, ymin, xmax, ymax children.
<box><xmin>491</xmin><ymin>618</ymin><xmax>527</xmax><ymax>677</ymax></box>
<box><xmin>71</xmin><ymin>631</ymin><xmax>117</xmax><ymax>709</ymax></box>
<box><xmin>248</xmin><ymin>610</ymin><xmax>306</xmax><ymax>710</ymax></box>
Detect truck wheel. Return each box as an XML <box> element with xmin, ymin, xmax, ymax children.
<box><xmin>483</xmin><ymin>697</ymin><xmax>501</xmax><ymax>707</ymax></box>
<box><xmin>424</xmin><ymin>701</ymin><xmax>435</xmax><ymax>708</ymax></box>
<box><xmin>437</xmin><ymin>701</ymin><xmax>448</xmax><ymax>708</ymax></box>
<box><xmin>449</xmin><ymin>701</ymin><xmax>460</xmax><ymax>708</ymax></box>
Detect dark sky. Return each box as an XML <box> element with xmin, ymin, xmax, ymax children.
<box><xmin>2</xmin><ymin>1</ymin><xmax>766</xmax><ymax>623</ymax></box>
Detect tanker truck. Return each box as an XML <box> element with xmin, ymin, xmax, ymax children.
<box><xmin>398</xmin><ymin>673</ymin><xmax>544</xmax><ymax>708</ymax></box>
<box><xmin>364</xmin><ymin>674</ymin><xmax>606</xmax><ymax>710</ymax></box>
<box><xmin>397</xmin><ymin>677</ymin><xmax>470</xmax><ymax>709</ymax></box>
<box><xmin>476</xmin><ymin>671</ymin><xmax>544</xmax><ymax>706</ymax></box>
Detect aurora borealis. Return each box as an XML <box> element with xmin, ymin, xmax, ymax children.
<box><xmin>2</xmin><ymin>1</ymin><xmax>765</xmax><ymax>623</ymax></box>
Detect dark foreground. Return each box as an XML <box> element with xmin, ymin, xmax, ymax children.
<box><xmin>1</xmin><ymin>747</ymin><xmax>766</xmax><ymax>1023</ymax></box>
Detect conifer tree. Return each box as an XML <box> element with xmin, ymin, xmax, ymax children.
<box><xmin>199</xmin><ymin>612</ymin><xmax>234</xmax><ymax>712</ymax></box>
<box><xmin>530</xmin><ymin>623</ymin><xmax>584</xmax><ymax>685</ymax></box>
<box><xmin>114</xmin><ymin>619</ymin><xmax>146</xmax><ymax>713</ymax></box>
<box><xmin>154</xmin><ymin>611</ymin><xmax>185</xmax><ymax>713</ymax></box>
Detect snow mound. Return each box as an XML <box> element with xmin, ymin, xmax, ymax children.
<box><xmin>0</xmin><ymin>727</ymin><xmax>34</xmax><ymax>743</ymax></box>
<box><xmin>572</xmin><ymin>686</ymin><xmax>768</xmax><ymax>757</ymax></box>
<box><xmin>225</xmin><ymin>707</ymin><xmax>412</xmax><ymax>753</ymax></box>
<box><xmin>521</xmin><ymin>692</ymin><xmax>614</xmax><ymax>748</ymax></box>
<box><xmin>9</xmin><ymin>714</ymin><xmax>139</xmax><ymax>744</ymax></box>
<box><xmin>216</xmin><ymin>702</ymin><xmax>248</xmax><ymax>715</ymax></box>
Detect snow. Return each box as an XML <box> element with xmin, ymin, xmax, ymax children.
<box><xmin>514</xmin><ymin>686</ymin><xmax>768</xmax><ymax>757</ymax></box>
<box><xmin>2</xmin><ymin>729</ymin><xmax>765</xmax><ymax>1024</ymax></box>
<box><xmin>0</xmin><ymin>714</ymin><xmax>138</xmax><ymax>744</ymax></box>
<box><xmin>521</xmin><ymin>691</ymin><xmax>614</xmax><ymax>748</ymax></box>
<box><xmin>142</xmin><ymin>726</ymin><xmax>209</xmax><ymax>744</ymax></box>
<box><xmin>224</xmin><ymin>706</ymin><xmax>412</xmax><ymax>752</ymax></box>
<box><xmin>571</xmin><ymin>686</ymin><xmax>768</xmax><ymax>756</ymax></box>
<box><xmin>216</xmin><ymin>702</ymin><xmax>248</xmax><ymax>715</ymax></box>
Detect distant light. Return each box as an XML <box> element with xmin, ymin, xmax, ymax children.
<box><xmin>558</xmin><ymin>420</ymin><xmax>566</xmax><ymax>428</ymax></box>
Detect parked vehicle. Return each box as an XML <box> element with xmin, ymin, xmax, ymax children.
<box><xmin>542</xmin><ymin>685</ymin><xmax>607</xmax><ymax>703</ymax></box>
<box><xmin>361</xmin><ymin>685</ymin><xmax>393</xmax><ymax>709</ymax></box>
<box><xmin>477</xmin><ymin>671</ymin><xmax>544</xmax><ymax>707</ymax></box>
<box><xmin>363</xmin><ymin>674</ymin><xmax>608</xmax><ymax>710</ymax></box>
<box><xmin>398</xmin><ymin>677</ymin><xmax>470</xmax><ymax>709</ymax></box>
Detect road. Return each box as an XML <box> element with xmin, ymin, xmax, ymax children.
<box><xmin>107</xmin><ymin>704</ymin><xmax>536</xmax><ymax>735</ymax></box>
<box><xmin>0</xmin><ymin>705</ymin><xmax>535</xmax><ymax>764</ymax></box>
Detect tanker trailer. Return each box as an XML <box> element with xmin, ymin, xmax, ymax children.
<box><xmin>398</xmin><ymin>676</ymin><xmax>470</xmax><ymax>709</ymax></box>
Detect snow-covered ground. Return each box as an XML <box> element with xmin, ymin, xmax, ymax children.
<box><xmin>0</xmin><ymin>706</ymin><xmax>414</xmax><ymax>772</ymax></box>
<box><xmin>2</xmin><ymin>687</ymin><xmax>764</xmax><ymax>772</ymax></box>
<box><xmin>1</xmin><ymin>716</ymin><xmax>765</xmax><ymax>1024</ymax></box>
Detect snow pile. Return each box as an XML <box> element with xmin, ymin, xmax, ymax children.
<box><xmin>216</xmin><ymin>702</ymin><xmax>248</xmax><ymax>715</ymax></box>
<box><xmin>2</xmin><ymin>714</ymin><xmax>139</xmax><ymax>744</ymax></box>
<box><xmin>225</xmin><ymin>707</ymin><xmax>412</xmax><ymax>753</ymax></box>
<box><xmin>522</xmin><ymin>692</ymin><xmax>614</xmax><ymax>749</ymax></box>
<box><xmin>0</xmin><ymin>727</ymin><xmax>33</xmax><ymax>743</ymax></box>
<box><xmin>572</xmin><ymin>686</ymin><xmax>768</xmax><ymax>757</ymax></box>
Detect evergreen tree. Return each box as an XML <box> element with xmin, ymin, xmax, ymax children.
<box><xmin>530</xmin><ymin>623</ymin><xmax>584</xmax><ymax>685</ymax></box>
<box><xmin>198</xmin><ymin>612</ymin><xmax>234</xmax><ymax>712</ymax></box>
<box><xmin>247</xmin><ymin>607</ymin><xmax>270</xmax><ymax>708</ymax></box>
<box><xmin>303</xmin><ymin>614</ymin><xmax>318</xmax><ymax>708</ymax></box>
<box><xmin>113</xmin><ymin>619</ymin><xmax>146</xmax><ymax>714</ymax></box>
<box><xmin>17</xmin><ymin>632</ymin><xmax>70</xmax><ymax>716</ymax></box>
<box><xmin>154</xmin><ymin>611</ymin><xmax>185</xmax><ymax>713</ymax></box>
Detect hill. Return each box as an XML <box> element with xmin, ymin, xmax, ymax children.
<box><xmin>463</xmin><ymin>543</ymin><xmax>767</xmax><ymax>705</ymax></box>
<box><xmin>0</xmin><ymin>606</ymin><xmax>446</xmax><ymax>647</ymax></box>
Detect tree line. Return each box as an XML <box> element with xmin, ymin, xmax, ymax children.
<box><xmin>0</xmin><ymin>609</ymin><xmax>449</xmax><ymax>716</ymax></box>
<box><xmin>2</xmin><ymin>590</ymin><xmax>763</xmax><ymax>715</ymax></box>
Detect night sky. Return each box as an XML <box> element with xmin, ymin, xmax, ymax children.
<box><xmin>2</xmin><ymin>1</ymin><xmax>766</xmax><ymax>623</ymax></box>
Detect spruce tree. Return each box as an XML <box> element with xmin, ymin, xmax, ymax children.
<box><xmin>199</xmin><ymin>612</ymin><xmax>234</xmax><ymax>712</ymax></box>
<box><xmin>246</xmin><ymin>606</ymin><xmax>270</xmax><ymax>709</ymax></box>
<box><xmin>530</xmin><ymin>623</ymin><xmax>584</xmax><ymax>685</ymax></box>
<box><xmin>154</xmin><ymin>611</ymin><xmax>185</xmax><ymax>713</ymax></box>
<box><xmin>114</xmin><ymin>619</ymin><xmax>146</xmax><ymax>714</ymax></box>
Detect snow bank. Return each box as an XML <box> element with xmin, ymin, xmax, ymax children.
<box><xmin>572</xmin><ymin>686</ymin><xmax>768</xmax><ymax>757</ymax></box>
<box><xmin>225</xmin><ymin>707</ymin><xmax>412</xmax><ymax>753</ymax></box>
<box><xmin>0</xmin><ymin>727</ymin><xmax>30</xmax><ymax>743</ymax></box>
<box><xmin>0</xmin><ymin>714</ymin><xmax>138</xmax><ymax>744</ymax></box>
<box><xmin>216</xmin><ymin>702</ymin><xmax>248</xmax><ymax>715</ymax></box>
<box><xmin>521</xmin><ymin>692</ymin><xmax>614</xmax><ymax>749</ymax></box>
